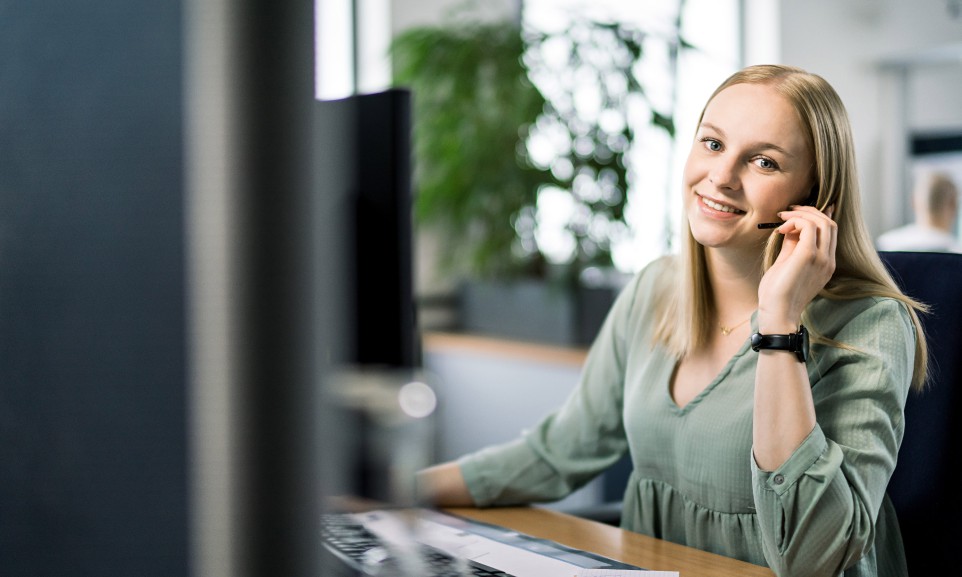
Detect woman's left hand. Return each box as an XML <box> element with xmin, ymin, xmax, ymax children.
<box><xmin>757</xmin><ymin>205</ymin><xmax>837</xmax><ymax>329</ymax></box>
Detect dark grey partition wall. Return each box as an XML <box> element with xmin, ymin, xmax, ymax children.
<box><xmin>0</xmin><ymin>2</ymin><xmax>188</xmax><ymax>576</ymax></box>
<box><xmin>0</xmin><ymin>1</ymin><xmax>327</xmax><ymax>575</ymax></box>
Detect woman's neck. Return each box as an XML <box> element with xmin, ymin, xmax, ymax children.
<box><xmin>704</xmin><ymin>247</ymin><xmax>763</xmax><ymax>323</ymax></box>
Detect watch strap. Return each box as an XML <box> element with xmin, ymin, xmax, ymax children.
<box><xmin>750</xmin><ymin>325</ymin><xmax>809</xmax><ymax>363</ymax></box>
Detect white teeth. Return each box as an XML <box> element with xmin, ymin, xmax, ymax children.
<box><xmin>702</xmin><ymin>196</ymin><xmax>744</xmax><ymax>214</ymax></box>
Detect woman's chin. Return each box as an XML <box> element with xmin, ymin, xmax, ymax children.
<box><xmin>688</xmin><ymin>225</ymin><xmax>730</xmax><ymax>248</ymax></box>
<box><xmin>690</xmin><ymin>227</ymin><xmax>764</xmax><ymax>252</ymax></box>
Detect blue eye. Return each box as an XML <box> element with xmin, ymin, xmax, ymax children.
<box><xmin>703</xmin><ymin>138</ymin><xmax>722</xmax><ymax>152</ymax></box>
<box><xmin>756</xmin><ymin>157</ymin><xmax>778</xmax><ymax>170</ymax></box>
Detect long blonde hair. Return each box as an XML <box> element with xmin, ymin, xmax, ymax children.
<box><xmin>653</xmin><ymin>64</ymin><xmax>929</xmax><ymax>390</ymax></box>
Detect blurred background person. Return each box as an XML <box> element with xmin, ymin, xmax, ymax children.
<box><xmin>877</xmin><ymin>171</ymin><xmax>961</xmax><ymax>253</ymax></box>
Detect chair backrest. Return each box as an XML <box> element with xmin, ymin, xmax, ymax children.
<box><xmin>879</xmin><ymin>251</ymin><xmax>962</xmax><ymax>576</ymax></box>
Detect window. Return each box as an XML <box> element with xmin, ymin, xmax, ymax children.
<box><xmin>523</xmin><ymin>0</ymin><xmax>740</xmax><ymax>272</ymax></box>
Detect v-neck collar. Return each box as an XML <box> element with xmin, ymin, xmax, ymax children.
<box><xmin>666</xmin><ymin>312</ymin><xmax>757</xmax><ymax>415</ymax></box>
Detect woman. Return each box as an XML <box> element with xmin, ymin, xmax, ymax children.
<box><xmin>419</xmin><ymin>65</ymin><xmax>927</xmax><ymax>577</ymax></box>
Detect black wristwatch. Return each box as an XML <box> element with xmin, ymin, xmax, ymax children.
<box><xmin>750</xmin><ymin>325</ymin><xmax>809</xmax><ymax>363</ymax></box>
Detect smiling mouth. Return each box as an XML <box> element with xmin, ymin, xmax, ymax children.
<box><xmin>699</xmin><ymin>194</ymin><xmax>746</xmax><ymax>215</ymax></box>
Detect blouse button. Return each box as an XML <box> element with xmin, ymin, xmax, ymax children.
<box><xmin>773</xmin><ymin>474</ymin><xmax>785</xmax><ymax>485</ymax></box>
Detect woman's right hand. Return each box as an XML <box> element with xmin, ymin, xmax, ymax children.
<box><xmin>757</xmin><ymin>204</ymin><xmax>837</xmax><ymax>332</ymax></box>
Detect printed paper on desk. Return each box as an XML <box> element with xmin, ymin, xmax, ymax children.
<box><xmin>576</xmin><ymin>570</ymin><xmax>679</xmax><ymax>577</ymax></box>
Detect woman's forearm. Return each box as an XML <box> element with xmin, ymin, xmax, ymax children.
<box><xmin>752</xmin><ymin>346</ymin><xmax>817</xmax><ymax>471</ymax></box>
<box><xmin>416</xmin><ymin>461</ymin><xmax>475</xmax><ymax>506</ymax></box>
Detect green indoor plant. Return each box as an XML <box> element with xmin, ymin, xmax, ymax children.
<box><xmin>391</xmin><ymin>17</ymin><xmax>554</xmax><ymax>281</ymax></box>
<box><xmin>391</xmin><ymin>10</ymin><xmax>682</xmax><ymax>343</ymax></box>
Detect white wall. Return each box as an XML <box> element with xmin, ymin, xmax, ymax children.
<box><xmin>423</xmin><ymin>344</ymin><xmax>604</xmax><ymax>510</ymax></box>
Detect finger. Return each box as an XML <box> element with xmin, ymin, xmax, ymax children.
<box><xmin>811</xmin><ymin>214</ymin><xmax>836</xmax><ymax>255</ymax></box>
<box><xmin>829</xmin><ymin>206</ymin><xmax>838</xmax><ymax>256</ymax></box>
<box><xmin>781</xmin><ymin>209</ymin><xmax>833</xmax><ymax>256</ymax></box>
<box><xmin>775</xmin><ymin>214</ymin><xmax>817</xmax><ymax>256</ymax></box>
<box><xmin>824</xmin><ymin>204</ymin><xmax>838</xmax><ymax>255</ymax></box>
<box><xmin>811</xmin><ymin>205</ymin><xmax>837</xmax><ymax>253</ymax></box>
<box><xmin>780</xmin><ymin>205</ymin><xmax>835</xmax><ymax>241</ymax></box>
<box><xmin>798</xmin><ymin>212</ymin><xmax>837</xmax><ymax>273</ymax></box>
<box><xmin>787</xmin><ymin>204</ymin><xmax>833</xmax><ymax>222</ymax></box>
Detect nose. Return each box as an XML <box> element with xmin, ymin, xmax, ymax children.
<box><xmin>708</xmin><ymin>156</ymin><xmax>741</xmax><ymax>190</ymax></box>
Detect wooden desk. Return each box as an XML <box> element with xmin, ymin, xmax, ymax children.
<box><xmin>445</xmin><ymin>506</ymin><xmax>775</xmax><ymax>577</ymax></box>
<box><xmin>422</xmin><ymin>331</ymin><xmax>589</xmax><ymax>367</ymax></box>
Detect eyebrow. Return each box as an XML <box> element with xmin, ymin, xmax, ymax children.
<box><xmin>699</xmin><ymin>122</ymin><xmax>796</xmax><ymax>158</ymax></box>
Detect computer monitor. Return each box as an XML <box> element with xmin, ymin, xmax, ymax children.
<box><xmin>316</xmin><ymin>88</ymin><xmax>419</xmax><ymax>369</ymax></box>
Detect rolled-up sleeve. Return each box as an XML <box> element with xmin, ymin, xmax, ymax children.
<box><xmin>751</xmin><ymin>298</ymin><xmax>915</xmax><ymax>577</ymax></box>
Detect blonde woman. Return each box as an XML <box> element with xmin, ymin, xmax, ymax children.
<box><xmin>420</xmin><ymin>65</ymin><xmax>926</xmax><ymax>577</ymax></box>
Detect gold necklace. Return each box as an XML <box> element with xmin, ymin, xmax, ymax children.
<box><xmin>719</xmin><ymin>317</ymin><xmax>751</xmax><ymax>336</ymax></box>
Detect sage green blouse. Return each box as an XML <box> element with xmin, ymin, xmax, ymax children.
<box><xmin>458</xmin><ymin>255</ymin><xmax>914</xmax><ymax>577</ymax></box>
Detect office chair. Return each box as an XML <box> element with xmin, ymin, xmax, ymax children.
<box><xmin>879</xmin><ymin>251</ymin><xmax>962</xmax><ymax>576</ymax></box>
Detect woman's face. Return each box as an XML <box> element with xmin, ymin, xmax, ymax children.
<box><xmin>683</xmin><ymin>82</ymin><xmax>816</xmax><ymax>251</ymax></box>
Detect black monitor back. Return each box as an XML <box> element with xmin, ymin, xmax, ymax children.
<box><xmin>315</xmin><ymin>89</ymin><xmax>419</xmax><ymax>369</ymax></box>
